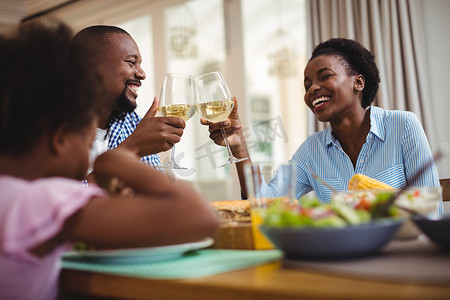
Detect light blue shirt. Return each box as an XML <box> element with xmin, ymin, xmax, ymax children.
<box><xmin>265</xmin><ymin>106</ymin><xmax>442</xmax><ymax>214</ymax></box>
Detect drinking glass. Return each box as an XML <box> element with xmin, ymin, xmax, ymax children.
<box><xmin>195</xmin><ymin>71</ymin><xmax>248</xmax><ymax>168</ymax></box>
<box><xmin>158</xmin><ymin>73</ymin><xmax>196</xmax><ymax>169</ymax></box>
<box><xmin>244</xmin><ymin>161</ymin><xmax>296</xmax><ymax>249</ymax></box>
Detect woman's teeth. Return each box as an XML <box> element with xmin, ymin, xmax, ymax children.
<box><xmin>312</xmin><ymin>96</ymin><xmax>330</xmax><ymax>107</ymax></box>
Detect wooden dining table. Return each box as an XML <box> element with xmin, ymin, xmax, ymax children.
<box><xmin>59</xmin><ymin>257</ymin><xmax>450</xmax><ymax>300</ymax></box>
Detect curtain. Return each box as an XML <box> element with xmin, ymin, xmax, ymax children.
<box><xmin>305</xmin><ymin>0</ymin><xmax>435</xmax><ymax>148</ymax></box>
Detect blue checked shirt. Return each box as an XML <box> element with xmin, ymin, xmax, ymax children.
<box><xmin>108</xmin><ymin>112</ymin><xmax>161</xmax><ymax>167</ymax></box>
<box><xmin>263</xmin><ymin>106</ymin><xmax>442</xmax><ymax>214</ymax></box>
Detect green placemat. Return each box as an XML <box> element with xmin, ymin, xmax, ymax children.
<box><xmin>62</xmin><ymin>249</ymin><xmax>282</xmax><ymax>279</ymax></box>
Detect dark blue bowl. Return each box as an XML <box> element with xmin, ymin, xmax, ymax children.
<box><xmin>412</xmin><ymin>214</ymin><xmax>450</xmax><ymax>251</ymax></box>
<box><xmin>260</xmin><ymin>219</ymin><xmax>403</xmax><ymax>260</ymax></box>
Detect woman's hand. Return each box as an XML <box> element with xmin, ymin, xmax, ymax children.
<box><xmin>200</xmin><ymin>97</ymin><xmax>249</xmax><ymax>158</ymax></box>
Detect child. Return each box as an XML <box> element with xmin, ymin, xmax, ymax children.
<box><xmin>0</xmin><ymin>19</ymin><xmax>219</xmax><ymax>300</ymax></box>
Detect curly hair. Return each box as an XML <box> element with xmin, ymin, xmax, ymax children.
<box><xmin>310</xmin><ymin>38</ymin><xmax>380</xmax><ymax>108</ymax></box>
<box><xmin>0</xmin><ymin>19</ymin><xmax>106</xmax><ymax>156</ymax></box>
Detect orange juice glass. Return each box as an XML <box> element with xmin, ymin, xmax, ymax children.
<box><xmin>250</xmin><ymin>208</ymin><xmax>274</xmax><ymax>249</ymax></box>
<box><xmin>244</xmin><ymin>162</ymin><xmax>295</xmax><ymax>250</ymax></box>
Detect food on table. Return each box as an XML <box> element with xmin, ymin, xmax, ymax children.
<box><xmin>333</xmin><ymin>190</ymin><xmax>397</xmax><ymax>213</ymax></box>
<box><xmin>262</xmin><ymin>197</ymin><xmax>377</xmax><ymax>228</ymax></box>
<box><xmin>73</xmin><ymin>241</ymin><xmax>95</xmax><ymax>251</ymax></box>
<box><xmin>210</xmin><ymin>200</ymin><xmax>251</xmax><ymax>223</ymax></box>
<box><xmin>348</xmin><ymin>174</ymin><xmax>394</xmax><ymax>190</ymax></box>
<box><xmin>334</xmin><ymin>187</ymin><xmax>441</xmax><ymax>239</ymax></box>
<box><xmin>390</xmin><ymin>187</ymin><xmax>441</xmax><ymax>239</ymax></box>
<box><xmin>394</xmin><ymin>188</ymin><xmax>441</xmax><ymax>213</ymax></box>
<box><xmin>334</xmin><ymin>188</ymin><xmax>440</xmax><ymax>216</ymax></box>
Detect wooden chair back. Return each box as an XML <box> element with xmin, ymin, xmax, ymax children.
<box><xmin>439</xmin><ymin>178</ymin><xmax>450</xmax><ymax>202</ymax></box>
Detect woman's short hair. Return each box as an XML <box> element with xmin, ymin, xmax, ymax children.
<box><xmin>310</xmin><ymin>38</ymin><xmax>380</xmax><ymax>108</ymax></box>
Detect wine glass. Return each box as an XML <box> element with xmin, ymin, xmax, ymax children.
<box><xmin>195</xmin><ymin>71</ymin><xmax>248</xmax><ymax>168</ymax></box>
<box><xmin>158</xmin><ymin>73</ymin><xmax>196</xmax><ymax>169</ymax></box>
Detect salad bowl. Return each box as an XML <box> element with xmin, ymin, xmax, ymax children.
<box><xmin>260</xmin><ymin>219</ymin><xmax>403</xmax><ymax>260</ymax></box>
<box><xmin>257</xmin><ymin>197</ymin><xmax>404</xmax><ymax>260</ymax></box>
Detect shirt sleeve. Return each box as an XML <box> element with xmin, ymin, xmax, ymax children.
<box><xmin>1</xmin><ymin>178</ymin><xmax>105</xmax><ymax>255</ymax></box>
<box><xmin>401</xmin><ymin>112</ymin><xmax>439</xmax><ymax>185</ymax></box>
<box><xmin>246</xmin><ymin>140</ymin><xmax>313</xmax><ymax>201</ymax></box>
<box><xmin>401</xmin><ymin>112</ymin><xmax>442</xmax><ymax>214</ymax></box>
<box><xmin>140</xmin><ymin>154</ymin><xmax>162</xmax><ymax>168</ymax></box>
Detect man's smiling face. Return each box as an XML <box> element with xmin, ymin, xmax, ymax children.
<box><xmin>98</xmin><ymin>33</ymin><xmax>146</xmax><ymax>114</ymax></box>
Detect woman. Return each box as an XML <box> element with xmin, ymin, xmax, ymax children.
<box><xmin>201</xmin><ymin>38</ymin><xmax>441</xmax><ymax>213</ymax></box>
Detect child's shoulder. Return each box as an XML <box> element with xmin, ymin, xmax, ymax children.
<box><xmin>0</xmin><ymin>175</ymin><xmax>104</xmax><ymax>206</ymax></box>
<box><xmin>0</xmin><ymin>176</ymin><xmax>105</xmax><ymax>248</ymax></box>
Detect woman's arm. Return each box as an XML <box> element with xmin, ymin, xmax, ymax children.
<box><xmin>200</xmin><ymin>97</ymin><xmax>252</xmax><ymax>198</ymax></box>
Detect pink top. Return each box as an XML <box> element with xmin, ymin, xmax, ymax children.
<box><xmin>0</xmin><ymin>176</ymin><xmax>105</xmax><ymax>300</ymax></box>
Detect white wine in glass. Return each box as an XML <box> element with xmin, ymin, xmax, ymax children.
<box><xmin>158</xmin><ymin>104</ymin><xmax>195</xmax><ymax>121</ymax></box>
<box><xmin>195</xmin><ymin>100</ymin><xmax>234</xmax><ymax>123</ymax></box>
<box><xmin>195</xmin><ymin>71</ymin><xmax>248</xmax><ymax>168</ymax></box>
<box><xmin>158</xmin><ymin>73</ymin><xmax>196</xmax><ymax>169</ymax></box>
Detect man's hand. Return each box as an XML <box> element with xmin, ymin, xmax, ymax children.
<box><xmin>119</xmin><ymin>97</ymin><xmax>186</xmax><ymax>156</ymax></box>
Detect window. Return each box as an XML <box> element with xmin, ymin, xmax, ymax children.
<box><xmin>162</xmin><ymin>0</ymin><xmax>229</xmax><ymax>186</ymax></box>
<box><xmin>112</xmin><ymin>0</ymin><xmax>308</xmax><ymax>200</ymax></box>
<box><xmin>242</xmin><ymin>0</ymin><xmax>307</xmax><ymax>163</ymax></box>
<box><xmin>116</xmin><ymin>15</ymin><xmax>155</xmax><ymax>118</ymax></box>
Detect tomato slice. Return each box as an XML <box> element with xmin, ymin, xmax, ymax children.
<box><xmin>355</xmin><ymin>198</ymin><xmax>371</xmax><ymax>211</ymax></box>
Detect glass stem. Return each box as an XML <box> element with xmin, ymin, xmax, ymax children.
<box><xmin>220</xmin><ymin>128</ymin><xmax>234</xmax><ymax>158</ymax></box>
<box><xmin>170</xmin><ymin>144</ymin><xmax>177</xmax><ymax>162</ymax></box>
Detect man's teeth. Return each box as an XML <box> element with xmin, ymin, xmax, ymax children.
<box><xmin>128</xmin><ymin>85</ymin><xmax>139</xmax><ymax>93</ymax></box>
<box><xmin>312</xmin><ymin>96</ymin><xmax>330</xmax><ymax>107</ymax></box>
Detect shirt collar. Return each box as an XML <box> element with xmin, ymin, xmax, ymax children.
<box><xmin>325</xmin><ymin>126</ymin><xmax>334</xmax><ymax>147</ymax></box>
<box><xmin>368</xmin><ymin>106</ymin><xmax>385</xmax><ymax>141</ymax></box>
<box><xmin>324</xmin><ymin>106</ymin><xmax>386</xmax><ymax>146</ymax></box>
<box><xmin>109</xmin><ymin>111</ymin><xmax>128</xmax><ymax>125</ymax></box>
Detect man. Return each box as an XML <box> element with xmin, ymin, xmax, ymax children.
<box><xmin>72</xmin><ymin>25</ymin><xmax>185</xmax><ymax>174</ymax></box>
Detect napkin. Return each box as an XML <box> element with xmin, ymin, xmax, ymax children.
<box><xmin>62</xmin><ymin>249</ymin><xmax>282</xmax><ymax>279</ymax></box>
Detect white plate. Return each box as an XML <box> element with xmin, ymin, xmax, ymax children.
<box><xmin>63</xmin><ymin>237</ymin><xmax>214</xmax><ymax>264</ymax></box>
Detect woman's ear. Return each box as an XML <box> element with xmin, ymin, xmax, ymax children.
<box><xmin>354</xmin><ymin>75</ymin><xmax>365</xmax><ymax>92</ymax></box>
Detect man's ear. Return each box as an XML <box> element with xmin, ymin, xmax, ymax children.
<box><xmin>49</xmin><ymin>127</ymin><xmax>68</xmax><ymax>155</ymax></box>
<box><xmin>354</xmin><ymin>75</ymin><xmax>365</xmax><ymax>92</ymax></box>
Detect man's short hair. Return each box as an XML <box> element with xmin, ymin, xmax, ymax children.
<box><xmin>72</xmin><ymin>25</ymin><xmax>131</xmax><ymax>58</ymax></box>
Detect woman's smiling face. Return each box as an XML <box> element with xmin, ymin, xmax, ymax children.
<box><xmin>303</xmin><ymin>54</ymin><xmax>361</xmax><ymax>123</ymax></box>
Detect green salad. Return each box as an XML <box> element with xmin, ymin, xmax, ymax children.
<box><xmin>262</xmin><ymin>193</ymin><xmax>399</xmax><ymax>228</ymax></box>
